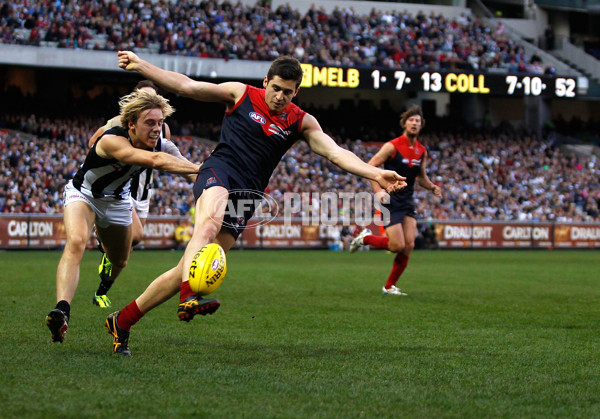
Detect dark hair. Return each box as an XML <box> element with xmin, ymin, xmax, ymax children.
<box><xmin>266</xmin><ymin>56</ymin><xmax>304</xmax><ymax>87</ymax></box>
<box><xmin>400</xmin><ymin>105</ymin><xmax>425</xmax><ymax>130</ymax></box>
<box><xmin>134</xmin><ymin>80</ymin><xmax>158</xmax><ymax>93</ymax></box>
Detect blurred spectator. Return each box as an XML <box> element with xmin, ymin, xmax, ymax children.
<box><xmin>544</xmin><ymin>25</ymin><xmax>555</xmax><ymax>51</ymax></box>
<box><xmin>174</xmin><ymin>218</ymin><xmax>193</xmax><ymax>250</ymax></box>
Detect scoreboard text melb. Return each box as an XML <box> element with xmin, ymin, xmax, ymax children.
<box><xmin>300</xmin><ymin>64</ymin><xmax>577</xmax><ymax>98</ymax></box>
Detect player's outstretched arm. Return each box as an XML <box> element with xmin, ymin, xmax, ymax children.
<box><xmin>366</xmin><ymin>143</ymin><xmax>396</xmax><ymax>199</ymax></box>
<box><xmin>162</xmin><ymin>136</ymin><xmax>198</xmax><ymax>182</ymax></box>
<box><xmin>302</xmin><ymin>114</ymin><xmax>406</xmax><ymax>193</ymax></box>
<box><xmin>98</xmin><ymin>134</ymin><xmax>201</xmax><ymax>175</ymax></box>
<box><xmin>117</xmin><ymin>51</ymin><xmax>236</xmax><ymax>105</ymax></box>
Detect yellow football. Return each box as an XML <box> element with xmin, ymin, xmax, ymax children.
<box><xmin>188</xmin><ymin>243</ymin><xmax>227</xmax><ymax>295</ymax></box>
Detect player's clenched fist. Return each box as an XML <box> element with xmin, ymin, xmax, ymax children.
<box><xmin>117</xmin><ymin>51</ymin><xmax>140</xmax><ymax>71</ymax></box>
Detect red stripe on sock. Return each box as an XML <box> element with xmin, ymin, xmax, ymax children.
<box><xmin>364</xmin><ymin>234</ymin><xmax>389</xmax><ymax>250</ymax></box>
<box><xmin>180</xmin><ymin>280</ymin><xmax>194</xmax><ymax>302</ymax></box>
<box><xmin>384</xmin><ymin>253</ymin><xmax>409</xmax><ymax>289</ymax></box>
<box><xmin>118</xmin><ymin>300</ymin><xmax>144</xmax><ymax>331</ymax></box>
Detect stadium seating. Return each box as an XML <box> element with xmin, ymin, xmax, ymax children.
<box><xmin>1</xmin><ymin>112</ymin><xmax>598</xmax><ymax>221</ymax></box>
<box><xmin>0</xmin><ymin>0</ymin><xmax>553</xmax><ymax>73</ymax></box>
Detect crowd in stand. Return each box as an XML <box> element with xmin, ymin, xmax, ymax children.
<box><xmin>1</xmin><ymin>111</ymin><xmax>598</xmax><ymax>222</ymax></box>
<box><xmin>1</xmin><ymin>0</ymin><xmax>554</xmax><ymax>74</ymax></box>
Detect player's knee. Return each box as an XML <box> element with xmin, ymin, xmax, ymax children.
<box><xmin>387</xmin><ymin>241</ymin><xmax>406</xmax><ymax>253</ymax></box>
<box><xmin>193</xmin><ymin>222</ymin><xmax>219</xmax><ymax>243</ymax></box>
<box><xmin>66</xmin><ymin>234</ymin><xmax>88</xmax><ymax>253</ymax></box>
<box><xmin>111</xmin><ymin>257</ymin><xmax>128</xmax><ymax>270</ymax></box>
<box><xmin>131</xmin><ymin>232</ymin><xmax>143</xmax><ymax>246</ymax></box>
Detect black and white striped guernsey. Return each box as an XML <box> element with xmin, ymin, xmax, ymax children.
<box><xmin>72</xmin><ymin>126</ymin><xmax>148</xmax><ymax>200</ymax></box>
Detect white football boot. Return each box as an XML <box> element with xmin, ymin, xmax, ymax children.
<box><xmin>349</xmin><ymin>228</ymin><xmax>371</xmax><ymax>253</ymax></box>
<box><xmin>382</xmin><ymin>285</ymin><xmax>408</xmax><ymax>296</ymax></box>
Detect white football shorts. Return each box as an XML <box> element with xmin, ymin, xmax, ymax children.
<box><xmin>63</xmin><ymin>181</ymin><xmax>133</xmax><ymax>228</ymax></box>
<box><xmin>132</xmin><ymin>189</ymin><xmax>152</xmax><ymax>219</ymax></box>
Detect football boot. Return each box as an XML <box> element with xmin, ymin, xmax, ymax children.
<box><xmin>177</xmin><ymin>295</ymin><xmax>221</xmax><ymax>322</ymax></box>
<box><xmin>46</xmin><ymin>308</ymin><xmax>69</xmax><ymax>343</ymax></box>
<box><xmin>105</xmin><ymin>311</ymin><xmax>131</xmax><ymax>356</ymax></box>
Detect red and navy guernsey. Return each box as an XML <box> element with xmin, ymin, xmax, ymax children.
<box><xmin>383</xmin><ymin>134</ymin><xmax>427</xmax><ymax>205</ymax></box>
<box><xmin>202</xmin><ymin>85</ymin><xmax>306</xmax><ymax>191</ymax></box>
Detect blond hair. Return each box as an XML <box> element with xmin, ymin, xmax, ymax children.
<box><xmin>119</xmin><ymin>89</ymin><xmax>174</xmax><ymax>128</ymax></box>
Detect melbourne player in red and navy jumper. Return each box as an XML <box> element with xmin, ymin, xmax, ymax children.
<box><xmin>382</xmin><ymin>134</ymin><xmax>428</xmax><ymax>225</ymax></box>
<box><xmin>195</xmin><ymin>85</ymin><xmax>306</xmax><ymax>238</ymax></box>
<box><xmin>112</xmin><ymin>52</ymin><xmax>407</xmax><ymax>354</ymax></box>
<box><xmin>350</xmin><ymin>105</ymin><xmax>442</xmax><ymax>296</ymax></box>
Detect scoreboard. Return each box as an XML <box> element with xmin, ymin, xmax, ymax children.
<box><xmin>300</xmin><ymin>64</ymin><xmax>578</xmax><ymax>98</ymax></box>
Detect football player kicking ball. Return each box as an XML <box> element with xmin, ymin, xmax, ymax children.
<box><xmin>104</xmin><ymin>51</ymin><xmax>407</xmax><ymax>355</ymax></box>
<box><xmin>349</xmin><ymin>105</ymin><xmax>442</xmax><ymax>295</ymax></box>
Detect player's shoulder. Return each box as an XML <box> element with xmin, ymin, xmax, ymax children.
<box><xmin>414</xmin><ymin>139</ymin><xmax>428</xmax><ymax>153</ymax></box>
<box><xmin>104</xmin><ymin>125</ymin><xmax>128</xmax><ymax>137</ymax></box>
<box><xmin>388</xmin><ymin>135</ymin><xmax>405</xmax><ymax>147</ymax></box>
<box><xmin>226</xmin><ymin>81</ymin><xmax>252</xmax><ymax>98</ymax></box>
<box><xmin>104</xmin><ymin>116</ymin><xmax>121</xmax><ymax>129</ymax></box>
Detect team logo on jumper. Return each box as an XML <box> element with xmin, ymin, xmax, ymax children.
<box><xmin>268</xmin><ymin>124</ymin><xmax>291</xmax><ymax>140</ymax></box>
<box><xmin>249</xmin><ymin>112</ymin><xmax>266</xmax><ymax>124</ymax></box>
<box><xmin>206</xmin><ymin>176</ymin><xmax>217</xmax><ymax>186</ymax></box>
<box><xmin>402</xmin><ymin>158</ymin><xmax>421</xmax><ymax>167</ymax></box>
<box><xmin>277</xmin><ymin>112</ymin><xmax>288</xmax><ymax>122</ymax></box>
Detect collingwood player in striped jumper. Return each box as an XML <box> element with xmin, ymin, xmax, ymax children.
<box><xmin>87</xmin><ymin>81</ymin><xmax>195</xmax><ymax>309</ymax></box>
<box><xmin>46</xmin><ymin>89</ymin><xmax>201</xmax><ymax>344</ymax></box>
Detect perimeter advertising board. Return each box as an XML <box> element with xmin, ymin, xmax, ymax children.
<box><xmin>0</xmin><ymin>215</ymin><xmax>181</xmax><ymax>249</ymax></box>
<box><xmin>1</xmin><ymin>215</ymin><xmax>599</xmax><ymax>249</ymax></box>
<box><xmin>553</xmin><ymin>224</ymin><xmax>600</xmax><ymax>248</ymax></box>
<box><xmin>435</xmin><ymin>222</ymin><xmax>555</xmax><ymax>249</ymax></box>
<box><xmin>238</xmin><ymin>221</ymin><xmax>338</xmax><ymax>248</ymax></box>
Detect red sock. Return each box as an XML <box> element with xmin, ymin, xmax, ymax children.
<box><xmin>180</xmin><ymin>280</ymin><xmax>195</xmax><ymax>302</ymax></box>
<box><xmin>364</xmin><ymin>234</ymin><xmax>389</xmax><ymax>249</ymax></box>
<box><xmin>117</xmin><ymin>300</ymin><xmax>144</xmax><ymax>331</ymax></box>
<box><xmin>384</xmin><ymin>253</ymin><xmax>409</xmax><ymax>289</ymax></box>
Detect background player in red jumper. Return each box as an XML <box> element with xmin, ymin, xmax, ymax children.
<box><xmin>350</xmin><ymin>105</ymin><xmax>442</xmax><ymax>295</ymax></box>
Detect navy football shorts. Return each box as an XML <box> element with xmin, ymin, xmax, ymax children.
<box><xmin>383</xmin><ymin>201</ymin><xmax>417</xmax><ymax>228</ymax></box>
<box><xmin>193</xmin><ymin>166</ymin><xmax>256</xmax><ymax>240</ymax></box>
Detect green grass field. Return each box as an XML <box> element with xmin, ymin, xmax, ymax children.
<box><xmin>1</xmin><ymin>249</ymin><xmax>599</xmax><ymax>418</ymax></box>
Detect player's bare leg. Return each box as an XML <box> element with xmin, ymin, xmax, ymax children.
<box><xmin>93</xmin><ymin>223</ymin><xmax>133</xmax><ymax>307</ymax></box>
<box><xmin>182</xmin><ymin>186</ymin><xmax>229</xmax><ymax>285</ymax></box>
<box><xmin>106</xmin><ymin>233</ymin><xmax>236</xmax><ymax>354</ymax></box>
<box><xmin>47</xmin><ymin>202</ymin><xmax>95</xmax><ymax>342</ymax></box>
<box><xmin>178</xmin><ymin>229</ymin><xmax>234</xmax><ymax>322</ymax></box>
<box><xmin>131</xmin><ymin>210</ymin><xmax>145</xmax><ymax>246</ymax></box>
